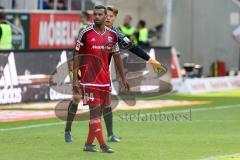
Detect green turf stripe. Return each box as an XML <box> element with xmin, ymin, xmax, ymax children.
<box><xmin>200</xmin><ymin>153</ymin><xmax>240</xmax><ymax>160</ymax></box>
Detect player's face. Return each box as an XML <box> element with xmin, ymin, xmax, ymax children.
<box><xmin>82</xmin><ymin>15</ymin><xmax>88</xmax><ymax>23</ymax></box>
<box><xmin>93</xmin><ymin>9</ymin><xmax>106</xmax><ymax>25</ymax></box>
<box><xmin>105</xmin><ymin>10</ymin><xmax>116</xmax><ymax>27</ymax></box>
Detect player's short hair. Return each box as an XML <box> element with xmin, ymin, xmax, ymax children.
<box><xmin>82</xmin><ymin>11</ymin><xmax>89</xmax><ymax>18</ymax></box>
<box><xmin>106</xmin><ymin>6</ymin><xmax>118</xmax><ymax>16</ymax></box>
<box><xmin>94</xmin><ymin>5</ymin><xmax>107</xmax><ymax>15</ymax></box>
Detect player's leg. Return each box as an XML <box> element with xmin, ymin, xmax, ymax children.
<box><xmin>84</xmin><ymin>104</ymin><xmax>102</xmax><ymax>152</ymax></box>
<box><xmin>85</xmin><ymin>105</ymin><xmax>113</xmax><ymax>153</ymax></box>
<box><xmin>102</xmin><ymin>87</ymin><xmax>121</xmax><ymax>142</ymax></box>
<box><xmin>103</xmin><ymin>106</ymin><xmax>121</xmax><ymax>142</ymax></box>
<box><xmin>64</xmin><ymin>94</ymin><xmax>81</xmax><ymax>143</ymax></box>
<box><xmin>103</xmin><ymin>106</ymin><xmax>113</xmax><ymax>136</ymax></box>
<box><xmin>84</xmin><ymin>87</ymin><xmax>113</xmax><ymax>153</ymax></box>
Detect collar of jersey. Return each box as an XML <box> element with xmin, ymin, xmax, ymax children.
<box><xmin>93</xmin><ymin>25</ymin><xmax>106</xmax><ymax>35</ymax></box>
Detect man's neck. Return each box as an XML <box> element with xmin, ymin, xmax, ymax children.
<box><xmin>94</xmin><ymin>24</ymin><xmax>105</xmax><ymax>34</ymax></box>
<box><xmin>105</xmin><ymin>25</ymin><xmax>113</xmax><ymax>28</ymax></box>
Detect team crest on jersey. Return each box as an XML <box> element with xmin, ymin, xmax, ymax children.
<box><xmin>108</xmin><ymin>36</ymin><xmax>113</xmax><ymax>43</ymax></box>
<box><xmin>91</xmin><ymin>38</ymin><xmax>96</xmax><ymax>42</ymax></box>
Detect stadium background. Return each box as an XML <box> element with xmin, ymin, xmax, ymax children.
<box><xmin>0</xmin><ymin>0</ymin><xmax>240</xmax><ymax>160</ymax></box>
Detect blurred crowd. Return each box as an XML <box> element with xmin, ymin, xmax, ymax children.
<box><xmin>39</xmin><ymin>0</ymin><xmax>67</xmax><ymax>10</ymax></box>
<box><xmin>116</xmin><ymin>14</ymin><xmax>162</xmax><ymax>48</ymax></box>
<box><xmin>0</xmin><ymin>4</ymin><xmax>162</xmax><ymax>50</ymax></box>
<box><xmin>119</xmin><ymin>15</ymin><xmax>149</xmax><ymax>48</ymax></box>
<box><xmin>81</xmin><ymin>12</ymin><xmax>162</xmax><ymax>48</ymax></box>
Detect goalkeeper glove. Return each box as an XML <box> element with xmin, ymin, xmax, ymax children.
<box><xmin>148</xmin><ymin>58</ymin><xmax>168</xmax><ymax>75</ymax></box>
<box><xmin>69</xmin><ymin>69</ymin><xmax>81</xmax><ymax>80</ymax></box>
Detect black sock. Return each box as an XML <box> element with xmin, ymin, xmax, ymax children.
<box><xmin>103</xmin><ymin>107</ymin><xmax>113</xmax><ymax>136</ymax></box>
<box><xmin>65</xmin><ymin>101</ymin><xmax>78</xmax><ymax>132</ymax></box>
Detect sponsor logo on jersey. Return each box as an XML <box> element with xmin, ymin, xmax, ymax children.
<box><xmin>92</xmin><ymin>45</ymin><xmax>114</xmax><ymax>52</ymax></box>
<box><xmin>92</xmin><ymin>45</ymin><xmax>105</xmax><ymax>49</ymax></box>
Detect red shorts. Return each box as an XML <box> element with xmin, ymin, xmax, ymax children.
<box><xmin>80</xmin><ymin>85</ymin><xmax>110</xmax><ymax>106</ymax></box>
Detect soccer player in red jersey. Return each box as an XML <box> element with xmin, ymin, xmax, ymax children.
<box><xmin>65</xmin><ymin>6</ymin><xmax>167</xmax><ymax>144</ymax></box>
<box><xmin>72</xmin><ymin>5</ymin><xmax>129</xmax><ymax>153</ymax></box>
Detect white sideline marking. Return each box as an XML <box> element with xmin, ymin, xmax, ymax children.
<box><xmin>142</xmin><ymin>104</ymin><xmax>240</xmax><ymax>115</ymax></box>
<box><xmin>0</xmin><ymin>122</ymin><xmax>64</xmax><ymax>132</ymax></box>
<box><xmin>190</xmin><ymin>104</ymin><xmax>240</xmax><ymax>112</ymax></box>
<box><xmin>198</xmin><ymin>153</ymin><xmax>240</xmax><ymax>160</ymax></box>
<box><xmin>0</xmin><ymin>104</ymin><xmax>239</xmax><ymax>132</ymax></box>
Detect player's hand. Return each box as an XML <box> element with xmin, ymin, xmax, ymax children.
<box><xmin>148</xmin><ymin>58</ymin><xmax>167</xmax><ymax>75</ymax></box>
<box><xmin>72</xmin><ymin>80</ymin><xmax>80</xmax><ymax>95</ymax></box>
<box><xmin>72</xmin><ymin>69</ymin><xmax>81</xmax><ymax>95</ymax></box>
<box><xmin>69</xmin><ymin>70</ymin><xmax>73</xmax><ymax>80</ymax></box>
<box><xmin>122</xmin><ymin>79</ymin><xmax>130</xmax><ymax>91</ymax></box>
<box><xmin>78</xmin><ymin>69</ymin><xmax>81</xmax><ymax>78</ymax></box>
<box><xmin>69</xmin><ymin>69</ymin><xmax>81</xmax><ymax>80</ymax></box>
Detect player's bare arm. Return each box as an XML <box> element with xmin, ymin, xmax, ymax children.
<box><xmin>73</xmin><ymin>39</ymin><xmax>82</xmax><ymax>94</ymax></box>
<box><xmin>112</xmin><ymin>52</ymin><xmax>130</xmax><ymax>91</ymax></box>
<box><xmin>72</xmin><ymin>51</ymin><xmax>80</xmax><ymax>94</ymax></box>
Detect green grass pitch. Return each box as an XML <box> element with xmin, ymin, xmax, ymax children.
<box><xmin>0</xmin><ymin>90</ymin><xmax>240</xmax><ymax>160</ymax></box>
